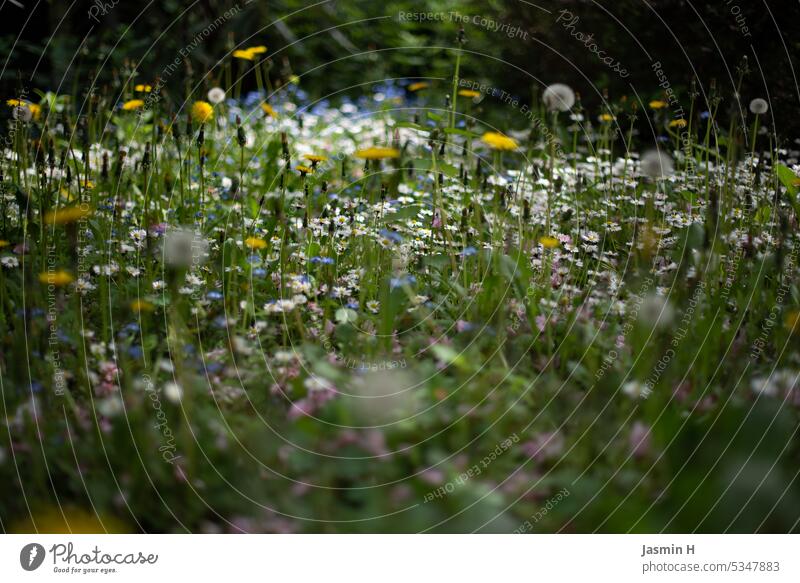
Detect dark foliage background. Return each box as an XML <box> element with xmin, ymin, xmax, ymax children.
<box><xmin>2</xmin><ymin>0</ymin><xmax>798</xmax><ymax>134</ymax></box>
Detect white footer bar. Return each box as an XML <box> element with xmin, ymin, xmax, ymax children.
<box><xmin>1</xmin><ymin>534</ymin><xmax>796</xmax><ymax>581</ymax></box>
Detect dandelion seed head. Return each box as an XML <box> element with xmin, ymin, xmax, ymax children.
<box><xmin>207</xmin><ymin>87</ymin><xmax>226</xmax><ymax>104</ymax></box>
<box><xmin>12</xmin><ymin>104</ymin><xmax>32</xmax><ymax>122</ymax></box>
<box><xmin>163</xmin><ymin>228</ymin><xmax>208</xmax><ymax>268</ymax></box>
<box><xmin>639</xmin><ymin>149</ymin><xmax>674</xmax><ymax>179</ymax></box>
<box><xmin>164</xmin><ymin>382</ymin><xmax>183</xmax><ymax>404</ymax></box>
<box><xmin>749</xmin><ymin>98</ymin><xmax>768</xmax><ymax>115</ymax></box>
<box><xmin>542</xmin><ymin>83</ymin><xmax>576</xmax><ymax>112</ymax></box>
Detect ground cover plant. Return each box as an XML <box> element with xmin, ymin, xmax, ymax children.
<box><xmin>1</xmin><ymin>3</ymin><xmax>799</xmax><ymax>534</ymax></box>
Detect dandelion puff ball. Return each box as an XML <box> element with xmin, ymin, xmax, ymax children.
<box><xmin>543</xmin><ymin>83</ymin><xmax>576</xmax><ymax>112</ymax></box>
<box><xmin>207</xmin><ymin>87</ymin><xmax>226</xmax><ymax>105</ymax></box>
<box><xmin>12</xmin><ymin>105</ymin><xmax>32</xmax><ymax>122</ymax></box>
<box><xmin>163</xmin><ymin>228</ymin><xmax>208</xmax><ymax>268</ymax></box>
<box><xmin>164</xmin><ymin>382</ymin><xmax>183</xmax><ymax>404</ymax></box>
<box><xmin>749</xmin><ymin>98</ymin><xmax>769</xmax><ymax>115</ymax></box>
<box><xmin>638</xmin><ymin>293</ymin><xmax>675</xmax><ymax>330</ymax></box>
<box><xmin>640</xmin><ymin>149</ymin><xmax>674</xmax><ymax>179</ymax></box>
<box><xmin>346</xmin><ymin>369</ymin><xmax>418</xmax><ymax>425</ymax></box>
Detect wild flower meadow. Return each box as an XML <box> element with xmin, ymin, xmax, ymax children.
<box><xmin>1</xmin><ymin>13</ymin><xmax>800</xmax><ymax>535</ymax></box>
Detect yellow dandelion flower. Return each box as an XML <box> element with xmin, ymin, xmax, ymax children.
<box><xmin>458</xmin><ymin>89</ymin><xmax>481</xmax><ymax>98</ymax></box>
<box><xmin>599</xmin><ymin>113</ymin><xmax>615</xmax><ymax>122</ymax></box>
<box><xmin>122</xmin><ymin>99</ymin><xmax>144</xmax><ymax>111</ymax></box>
<box><xmin>44</xmin><ymin>205</ymin><xmax>92</xmax><ymax>225</ymax></box>
<box><xmin>58</xmin><ymin>188</ymin><xmax>76</xmax><ymax>201</ymax></box>
<box><xmin>481</xmin><ymin>132</ymin><xmax>518</xmax><ymax>151</ymax></box>
<box><xmin>233</xmin><ymin>49</ymin><xmax>255</xmax><ymax>61</ymax></box>
<box><xmin>261</xmin><ymin>103</ymin><xmax>278</xmax><ymax>118</ymax></box>
<box><xmin>245</xmin><ymin>237</ymin><xmax>268</xmax><ymax>250</ymax></box>
<box><xmin>233</xmin><ymin>46</ymin><xmax>266</xmax><ymax>61</ymax></box>
<box><xmin>539</xmin><ymin>236</ymin><xmax>560</xmax><ymax>249</ymax></box>
<box><xmin>649</xmin><ymin>100</ymin><xmax>668</xmax><ymax>110</ymax></box>
<box><xmin>130</xmin><ymin>299</ymin><xmax>155</xmax><ymax>313</ymax></box>
<box><xmin>304</xmin><ymin>154</ymin><xmax>328</xmax><ymax>163</ymax></box>
<box><xmin>296</xmin><ymin>165</ymin><xmax>313</xmax><ymax>175</ymax></box>
<box><xmin>11</xmin><ymin>506</ymin><xmax>128</xmax><ymax>534</ymax></box>
<box><xmin>785</xmin><ymin>310</ymin><xmax>800</xmax><ymax>333</ymax></box>
<box><xmin>408</xmin><ymin>82</ymin><xmax>429</xmax><ymax>92</ymax></box>
<box><xmin>39</xmin><ymin>270</ymin><xmax>74</xmax><ymax>287</ymax></box>
<box><xmin>134</xmin><ymin>84</ymin><xmax>152</xmax><ymax>92</ymax></box>
<box><xmin>7</xmin><ymin>98</ymin><xmax>40</xmax><ymax>119</ymax></box>
<box><xmin>669</xmin><ymin>119</ymin><xmax>687</xmax><ymax>128</ymax></box>
<box><xmin>191</xmin><ymin>101</ymin><xmax>214</xmax><ymax>123</ymax></box>
<box><xmin>354</xmin><ymin>147</ymin><xmax>401</xmax><ymax>160</ymax></box>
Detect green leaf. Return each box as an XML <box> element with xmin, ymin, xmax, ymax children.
<box><xmin>443</xmin><ymin>127</ymin><xmax>478</xmax><ymax>139</ymax></box>
<box><xmin>776</xmin><ymin>164</ymin><xmax>800</xmax><ymax>217</ymax></box>
<box><xmin>335</xmin><ymin>308</ymin><xmax>358</xmax><ymax>324</ymax></box>
<box><xmin>430</xmin><ymin>344</ymin><xmax>469</xmax><ymax>372</ymax></box>
<box><xmin>776</xmin><ymin>164</ymin><xmax>799</xmax><ymax>197</ymax></box>
<box><xmin>383</xmin><ymin>205</ymin><xmax>422</xmax><ymax>222</ymax></box>
<box><xmin>423</xmin><ymin>254</ymin><xmax>451</xmax><ymax>269</ymax></box>
<box><xmin>437</xmin><ymin>162</ymin><xmax>459</xmax><ymax>177</ymax></box>
<box><xmin>393</xmin><ymin>121</ymin><xmax>427</xmax><ymax>132</ymax></box>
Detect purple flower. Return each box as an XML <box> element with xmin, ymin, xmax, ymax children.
<box><xmin>629</xmin><ymin>421</ymin><xmax>651</xmax><ymax>459</ymax></box>
<box><xmin>456</xmin><ymin>320</ymin><xmax>474</xmax><ymax>332</ymax></box>
<box><xmin>390</xmin><ymin>274</ymin><xmax>416</xmax><ymax>290</ymax></box>
<box><xmin>379</xmin><ymin>229</ymin><xmax>403</xmax><ymax>244</ymax></box>
<box><xmin>522</xmin><ymin>432</ymin><xmax>564</xmax><ymax>461</ymax></box>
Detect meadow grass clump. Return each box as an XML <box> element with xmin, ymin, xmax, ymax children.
<box><xmin>0</xmin><ymin>51</ymin><xmax>799</xmax><ymax>533</ymax></box>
